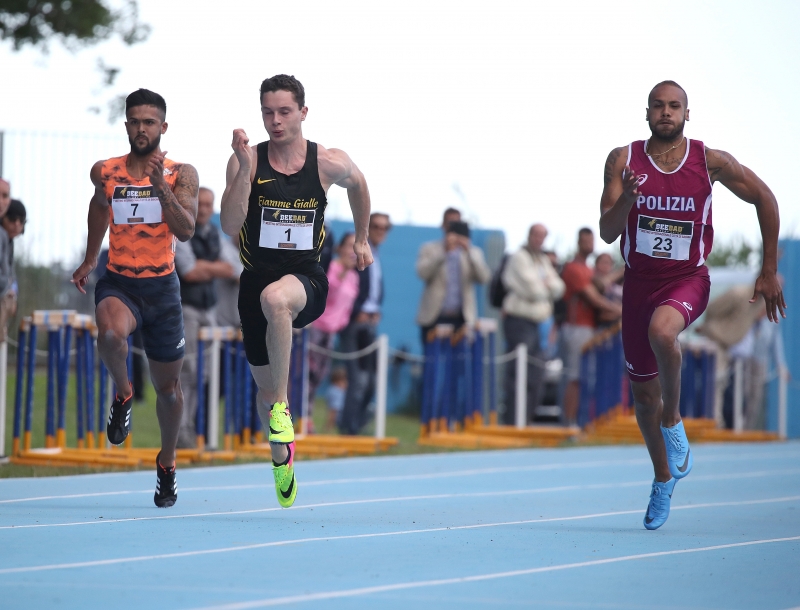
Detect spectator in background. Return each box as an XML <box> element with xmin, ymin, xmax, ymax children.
<box><xmin>0</xmin><ymin>198</ymin><xmax>23</xmax><ymax>343</ymax></box>
<box><xmin>501</xmin><ymin>223</ymin><xmax>565</xmax><ymax>425</ymax></box>
<box><xmin>174</xmin><ymin>187</ymin><xmax>236</xmax><ymax>448</ymax></box>
<box><xmin>0</xmin><ymin>179</ymin><xmax>9</xmax><ymax>216</ymax></box>
<box><xmin>696</xmin><ymin>285</ymin><xmax>765</xmax><ymax>425</ymax></box>
<box><xmin>559</xmin><ymin>228</ymin><xmax>621</xmax><ymax>426</ymax></box>
<box><xmin>325</xmin><ymin>367</ymin><xmax>348</xmax><ymax>432</ymax></box>
<box><xmin>307</xmin><ymin>232</ymin><xmax>360</xmax><ymax>432</ymax></box>
<box><xmin>416</xmin><ymin>207</ymin><xmax>491</xmax><ymax>347</ymax></box>
<box><xmin>216</xmin><ymin>233</ymin><xmax>244</xmax><ymax>329</ymax></box>
<box><xmin>592</xmin><ymin>252</ymin><xmax>624</xmax><ymax>327</ymax></box>
<box><xmin>339</xmin><ymin>213</ymin><xmax>391</xmax><ymax>435</ymax></box>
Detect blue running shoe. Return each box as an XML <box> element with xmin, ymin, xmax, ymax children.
<box><xmin>662</xmin><ymin>420</ymin><xmax>693</xmax><ymax>480</ymax></box>
<box><xmin>644</xmin><ymin>478</ymin><xmax>676</xmax><ymax>530</ymax></box>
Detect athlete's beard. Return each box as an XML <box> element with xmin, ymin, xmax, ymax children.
<box><xmin>129</xmin><ymin>133</ymin><xmax>161</xmax><ymax>157</ymax></box>
<box><xmin>648</xmin><ymin>117</ymin><xmax>685</xmax><ymax>143</ymax></box>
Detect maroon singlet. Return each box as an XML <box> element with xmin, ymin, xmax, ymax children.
<box><xmin>620</xmin><ymin>139</ymin><xmax>713</xmax><ymax>279</ymax></box>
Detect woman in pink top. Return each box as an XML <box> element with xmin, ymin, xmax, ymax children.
<box><xmin>306</xmin><ymin>233</ymin><xmax>360</xmax><ymax>430</ymax></box>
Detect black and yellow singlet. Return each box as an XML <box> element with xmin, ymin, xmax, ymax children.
<box><xmin>239</xmin><ymin>140</ymin><xmax>328</xmax><ymax>275</ymax></box>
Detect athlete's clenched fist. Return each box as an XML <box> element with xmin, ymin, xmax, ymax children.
<box><xmin>231</xmin><ymin>129</ymin><xmax>252</xmax><ymax>171</ymax></box>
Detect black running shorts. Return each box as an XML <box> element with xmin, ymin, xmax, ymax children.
<box><xmin>95</xmin><ymin>270</ymin><xmax>186</xmax><ymax>363</ymax></box>
<box><xmin>238</xmin><ymin>266</ymin><xmax>329</xmax><ymax>366</ymax></box>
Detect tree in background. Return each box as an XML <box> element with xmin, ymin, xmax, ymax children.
<box><xmin>0</xmin><ymin>0</ymin><xmax>150</xmax><ymax>121</ymax></box>
<box><xmin>706</xmin><ymin>236</ymin><xmax>759</xmax><ymax>268</ymax></box>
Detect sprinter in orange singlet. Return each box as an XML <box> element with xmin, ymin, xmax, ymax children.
<box><xmin>72</xmin><ymin>89</ymin><xmax>198</xmax><ymax>508</ymax></box>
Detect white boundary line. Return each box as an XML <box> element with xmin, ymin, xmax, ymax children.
<box><xmin>2</xmin><ymin>470</ymin><xmax>799</xmax><ymax>530</ymax></box>
<box><xmin>2</xmin><ymin>462</ymin><xmax>799</xmax><ymax>506</ymax></box>
<box><xmin>2</xmin><ymin>470</ymin><xmax>799</xmax><ymax>531</ymax></box>
<box><xmin>189</xmin><ymin>535</ymin><xmax>800</xmax><ymax>610</ymax></box>
<box><xmin>0</xmin><ymin>495</ymin><xmax>797</xmax><ymax>575</ymax></box>
<box><xmin>0</xmin><ymin>445</ymin><xmax>795</xmax><ymax>487</ymax></box>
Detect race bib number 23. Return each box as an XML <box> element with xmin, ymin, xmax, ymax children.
<box><xmin>259</xmin><ymin>207</ymin><xmax>315</xmax><ymax>250</ymax></box>
<box><xmin>635</xmin><ymin>215</ymin><xmax>693</xmax><ymax>261</ymax></box>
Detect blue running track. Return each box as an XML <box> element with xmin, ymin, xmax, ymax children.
<box><xmin>1</xmin><ymin>442</ymin><xmax>799</xmax><ymax>609</ymax></box>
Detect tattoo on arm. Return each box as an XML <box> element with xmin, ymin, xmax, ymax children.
<box><xmin>707</xmin><ymin>148</ymin><xmax>735</xmax><ymax>182</ymax></box>
<box><xmin>155</xmin><ymin>164</ymin><xmax>198</xmax><ymax>234</ymax></box>
<box><xmin>604</xmin><ymin>148</ymin><xmax>622</xmax><ymax>185</ymax></box>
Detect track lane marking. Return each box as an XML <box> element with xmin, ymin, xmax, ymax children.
<box><xmin>2</xmin><ymin>472</ymin><xmax>798</xmax><ymax>530</ymax></box>
<box><xmin>188</xmin><ymin>535</ymin><xmax>800</xmax><ymax>609</ymax></box>
<box><xmin>2</xmin><ymin>465</ymin><xmax>798</xmax><ymax>506</ymax></box>
<box><xmin>0</xmin><ymin>495</ymin><xmax>797</xmax><ymax>574</ymax></box>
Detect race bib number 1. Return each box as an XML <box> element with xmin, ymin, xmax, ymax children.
<box><xmin>259</xmin><ymin>207</ymin><xmax>315</xmax><ymax>250</ymax></box>
<box><xmin>111</xmin><ymin>186</ymin><xmax>163</xmax><ymax>225</ymax></box>
<box><xmin>635</xmin><ymin>215</ymin><xmax>693</xmax><ymax>260</ymax></box>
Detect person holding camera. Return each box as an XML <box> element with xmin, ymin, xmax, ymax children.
<box><xmin>416</xmin><ymin>207</ymin><xmax>491</xmax><ymax>348</ymax></box>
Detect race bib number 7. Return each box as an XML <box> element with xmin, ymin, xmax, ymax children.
<box><xmin>259</xmin><ymin>207</ymin><xmax>315</xmax><ymax>250</ymax></box>
<box><xmin>111</xmin><ymin>186</ymin><xmax>163</xmax><ymax>225</ymax></box>
<box><xmin>635</xmin><ymin>215</ymin><xmax>693</xmax><ymax>260</ymax></box>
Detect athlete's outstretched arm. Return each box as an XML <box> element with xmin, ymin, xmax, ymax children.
<box><xmin>321</xmin><ymin>147</ymin><xmax>373</xmax><ymax>271</ymax></box>
<box><xmin>707</xmin><ymin>148</ymin><xmax>786</xmax><ymax>322</ymax></box>
<box><xmin>220</xmin><ymin>129</ymin><xmax>255</xmax><ymax>237</ymax></box>
<box><xmin>599</xmin><ymin>146</ymin><xmax>642</xmax><ymax>244</ymax></box>
<box><xmin>71</xmin><ymin>161</ymin><xmax>111</xmax><ymax>294</ymax></box>
<box><xmin>147</xmin><ymin>153</ymin><xmax>198</xmax><ymax>242</ymax></box>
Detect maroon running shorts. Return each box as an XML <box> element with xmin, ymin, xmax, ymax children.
<box><xmin>621</xmin><ymin>268</ymin><xmax>710</xmax><ymax>382</ymax></box>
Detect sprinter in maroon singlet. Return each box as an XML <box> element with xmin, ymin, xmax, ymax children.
<box><xmin>599</xmin><ymin>81</ymin><xmax>786</xmax><ymax>530</ymax></box>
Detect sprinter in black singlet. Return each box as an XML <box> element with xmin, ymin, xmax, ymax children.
<box><xmin>220</xmin><ymin>75</ymin><xmax>373</xmax><ymax>508</ymax></box>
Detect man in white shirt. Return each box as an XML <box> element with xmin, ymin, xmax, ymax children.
<box><xmin>501</xmin><ymin>223</ymin><xmax>565</xmax><ymax>424</ymax></box>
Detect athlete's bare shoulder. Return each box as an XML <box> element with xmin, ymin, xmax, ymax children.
<box><xmin>316</xmin><ymin>144</ymin><xmax>362</xmax><ymax>189</ymax></box>
<box><xmin>704</xmin><ymin>146</ymin><xmax>744</xmax><ymax>184</ymax></box>
<box><xmin>603</xmin><ymin>145</ymin><xmax>628</xmax><ymax>186</ymax></box>
<box><xmin>90</xmin><ymin>160</ymin><xmax>107</xmax><ymax>187</ymax></box>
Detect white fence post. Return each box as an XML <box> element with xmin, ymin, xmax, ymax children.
<box><xmin>778</xmin><ymin>367</ymin><xmax>788</xmax><ymax>440</ymax></box>
<box><xmin>0</xmin><ymin>341</ymin><xmax>6</xmax><ymax>457</ymax></box>
<box><xmin>375</xmin><ymin>334</ymin><xmax>389</xmax><ymax>440</ymax></box>
<box><xmin>733</xmin><ymin>358</ymin><xmax>744</xmax><ymax>433</ymax></box>
<box><xmin>515</xmin><ymin>343</ymin><xmax>528</xmax><ymax>430</ymax></box>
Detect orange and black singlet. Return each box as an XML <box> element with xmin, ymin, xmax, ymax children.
<box><xmin>101</xmin><ymin>154</ymin><xmax>180</xmax><ymax>278</ymax></box>
<box><xmin>239</xmin><ymin>141</ymin><xmax>328</xmax><ymax>276</ymax></box>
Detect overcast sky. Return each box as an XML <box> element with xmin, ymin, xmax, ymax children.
<box><xmin>3</xmin><ymin>0</ymin><xmax>799</xmax><ymax>263</ymax></box>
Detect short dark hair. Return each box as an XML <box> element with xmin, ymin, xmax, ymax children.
<box><xmin>337</xmin><ymin>232</ymin><xmax>355</xmax><ymax>248</ymax></box>
<box><xmin>125</xmin><ymin>88</ymin><xmax>167</xmax><ymax>118</ymax></box>
<box><xmin>6</xmin><ymin>199</ymin><xmax>26</xmax><ymax>222</ymax></box>
<box><xmin>442</xmin><ymin>207</ymin><xmax>461</xmax><ymax>222</ymax></box>
<box><xmin>649</xmin><ymin>80</ymin><xmax>688</xmax><ymax>106</ymax></box>
<box><xmin>260</xmin><ymin>74</ymin><xmax>305</xmax><ymax>108</ymax></box>
<box><xmin>578</xmin><ymin>227</ymin><xmax>594</xmax><ymax>238</ymax></box>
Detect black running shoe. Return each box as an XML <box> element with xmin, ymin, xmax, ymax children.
<box><xmin>154</xmin><ymin>452</ymin><xmax>177</xmax><ymax>508</ymax></box>
<box><xmin>106</xmin><ymin>385</ymin><xmax>133</xmax><ymax>445</ymax></box>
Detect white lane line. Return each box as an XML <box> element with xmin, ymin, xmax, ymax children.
<box><xmin>0</xmin><ymin>459</ymin><xmax>651</xmax><ymax>504</ymax></box>
<box><xmin>0</xmin><ymin>495</ymin><xmax>797</xmax><ymax>575</ymax></box>
<box><xmin>189</xmin><ymin>535</ymin><xmax>800</xmax><ymax>610</ymax></box>
<box><xmin>0</xmin><ymin>446</ymin><xmax>795</xmax><ymax>489</ymax></box>
<box><xmin>2</xmin><ymin>472</ymin><xmax>799</xmax><ymax>531</ymax></box>
<box><xmin>2</xmin><ymin>463</ymin><xmax>798</xmax><ymax>506</ymax></box>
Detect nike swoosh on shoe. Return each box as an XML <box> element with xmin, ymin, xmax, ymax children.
<box><xmin>677</xmin><ymin>449</ymin><xmax>691</xmax><ymax>473</ymax></box>
<box><xmin>280</xmin><ymin>475</ymin><xmax>295</xmax><ymax>499</ymax></box>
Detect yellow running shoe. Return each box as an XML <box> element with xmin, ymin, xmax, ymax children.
<box><xmin>268</xmin><ymin>402</ymin><xmax>295</xmax><ymax>444</ymax></box>
<box><xmin>273</xmin><ymin>442</ymin><xmax>297</xmax><ymax>508</ymax></box>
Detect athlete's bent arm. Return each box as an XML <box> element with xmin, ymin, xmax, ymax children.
<box><xmin>148</xmin><ymin>154</ymin><xmax>198</xmax><ymax>242</ymax></box>
<box><xmin>71</xmin><ymin>161</ymin><xmax>111</xmax><ymax>294</ymax></box>
<box><xmin>220</xmin><ymin>129</ymin><xmax>255</xmax><ymax>237</ymax></box>
<box><xmin>599</xmin><ymin>146</ymin><xmax>641</xmax><ymax>244</ymax></box>
<box><xmin>706</xmin><ymin>148</ymin><xmax>787</xmax><ymax>322</ymax></box>
<box><xmin>321</xmin><ymin>147</ymin><xmax>373</xmax><ymax>271</ymax></box>
<box><xmin>581</xmin><ymin>283</ymin><xmax>622</xmax><ymax>318</ymax></box>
